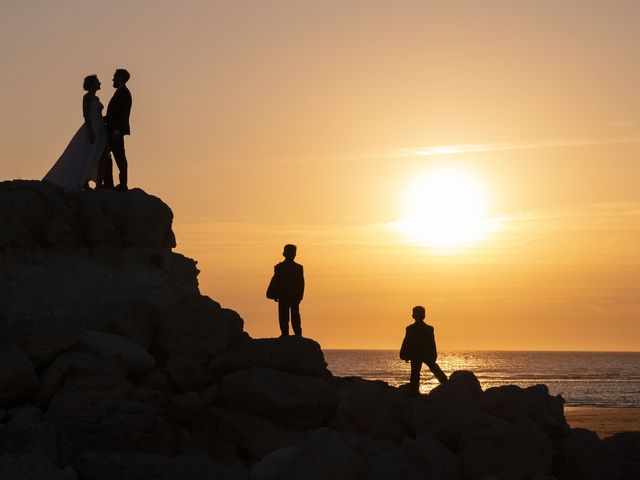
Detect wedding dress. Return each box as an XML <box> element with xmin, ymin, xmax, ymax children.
<box><xmin>43</xmin><ymin>96</ymin><xmax>107</xmax><ymax>193</ymax></box>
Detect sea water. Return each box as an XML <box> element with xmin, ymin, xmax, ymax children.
<box><xmin>324</xmin><ymin>350</ymin><xmax>640</xmax><ymax>407</ymax></box>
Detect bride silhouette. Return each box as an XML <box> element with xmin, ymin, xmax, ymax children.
<box><xmin>43</xmin><ymin>74</ymin><xmax>107</xmax><ymax>194</ymax></box>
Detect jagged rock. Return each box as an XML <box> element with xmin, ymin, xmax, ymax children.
<box><xmin>14</xmin><ymin>326</ymin><xmax>83</xmax><ymax>369</ymax></box>
<box><xmin>220</xmin><ymin>367</ymin><xmax>339</xmax><ymax>429</ymax></box>
<box><xmin>155</xmin><ymin>296</ymin><xmax>244</xmax><ymax>364</ymax></box>
<box><xmin>164</xmin><ymin>356</ymin><xmax>214</xmax><ymax>392</ymax></box>
<box><xmin>0</xmin><ymin>421</ymin><xmax>60</xmax><ymax>465</ymax></box>
<box><xmin>210</xmin><ymin>336</ymin><xmax>329</xmax><ymax>377</ymax></box>
<box><xmin>481</xmin><ymin>384</ymin><xmax>568</xmax><ymax>436</ymax></box>
<box><xmin>213</xmin><ymin>407</ymin><xmax>308</xmax><ymax>460</ymax></box>
<box><xmin>0</xmin><ymin>343</ymin><xmax>39</xmax><ymax>408</ymax></box>
<box><xmin>75</xmin><ymin>330</ymin><xmax>155</xmax><ymax>378</ymax></box>
<box><xmin>0</xmin><ymin>453</ymin><xmax>63</xmax><ymax>480</ymax></box>
<box><xmin>461</xmin><ymin>417</ymin><xmax>553</xmax><ymax>480</ymax></box>
<box><xmin>328</xmin><ymin>377</ymin><xmax>409</xmax><ymax>441</ymax></box>
<box><xmin>34</xmin><ymin>352</ymin><xmax>126</xmax><ymax>405</ymax></box>
<box><xmin>73</xmin><ymin>450</ymin><xmax>248</xmax><ymax>480</ymax></box>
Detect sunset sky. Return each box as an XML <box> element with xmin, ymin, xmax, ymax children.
<box><xmin>2</xmin><ymin>1</ymin><xmax>639</xmax><ymax>350</ymax></box>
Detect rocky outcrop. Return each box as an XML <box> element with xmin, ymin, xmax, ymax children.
<box><xmin>210</xmin><ymin>336</ymin><xmax>329</xmax><ymax>377</ymax></box>
<box><xmin>0</xmin><ymin>180</ymin><xmax>636</xmax><ymax>479</ymax></box>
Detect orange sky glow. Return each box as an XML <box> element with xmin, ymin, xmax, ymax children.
<box><xmin>2</xmin><ymin>1</ymin><xmax>639</xmax><ymax>350</ymax></box>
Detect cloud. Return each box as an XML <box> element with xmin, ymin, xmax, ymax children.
<box><xmin>377</xmin><ymin>135</ymin><xmax>640</xmax><ymax>159</ymax></box>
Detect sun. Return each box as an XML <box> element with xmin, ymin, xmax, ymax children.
<box><xmin>392</xmin><ymin>167</ymin><xmax>497</xmax><ymax>251</ymax></box>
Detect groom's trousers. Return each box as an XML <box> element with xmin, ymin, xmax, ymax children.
<box><xmin>104</xmin><ymin>132</ymin><xmax>128</xmax><ymax>188</ymax></box>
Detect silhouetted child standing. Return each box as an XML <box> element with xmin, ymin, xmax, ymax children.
<box><xmin>266</xmin><ymin>244</ymin><xmax>305</xmax><ymax>336</ymax></box>
<box><xmin>400</xmin><ymin>305</ymin><xmax>448</xmax><ymax>395</ymax></box>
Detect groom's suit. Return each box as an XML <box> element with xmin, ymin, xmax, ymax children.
<box><xmin>104</xmin><ymin>86</ymin><xmax>132</xmax><ymax>188</ymax></box>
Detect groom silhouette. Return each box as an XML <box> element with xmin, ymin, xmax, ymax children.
<box><xmin>100</xmin><ymin>68</ymin><xmax>132</xmax><ymax>191</ymax></box>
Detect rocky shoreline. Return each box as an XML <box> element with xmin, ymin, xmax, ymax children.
<box><xmin>0</xmin><ymin>180</ymin><xmax>638</xmax><ymax>480</ymax></box>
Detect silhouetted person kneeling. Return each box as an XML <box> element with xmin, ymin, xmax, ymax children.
<box><xmin>400</xmin><ymin>305</ymin><xmax>448</xmax><ymax>395</ymax></box>
<box><xmin>267</xmin><ymin>244</ymin><xmax>305</xmax><ymax>336</ymax></box>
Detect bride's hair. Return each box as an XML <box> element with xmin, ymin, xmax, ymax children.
<box><xmin>83</xmin><ymin>75</ymin><xmax>98</xmax><ymax>91</ymax></box>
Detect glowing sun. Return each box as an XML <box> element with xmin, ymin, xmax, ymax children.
<box><xmin>393</xmin><ymin>167</ymin><xmax>497</xmax><ymax>250</ymax></box>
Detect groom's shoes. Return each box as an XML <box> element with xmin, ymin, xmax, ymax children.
<box><xmin>114</xmin><ymin>184</ymin><xmax>129</xmax><ymax>192</ymax></box>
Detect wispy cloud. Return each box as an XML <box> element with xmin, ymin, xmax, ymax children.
<box><xmin>376</xmin><ymin>135</ymin><xmax>640</xmax><ymax>159</ymax></box>
<box><xmin>140</xmin><ymin>135</ymin><xmax>640</xmax><ymax>173</ymax></box>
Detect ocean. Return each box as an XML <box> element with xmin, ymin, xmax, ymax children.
<box><xmin>324</xmin><ymin>350</ymin><xmax>640</xmax><ymax>408</ymax></box>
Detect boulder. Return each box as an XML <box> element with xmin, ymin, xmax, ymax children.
<box><xmin>220</xmin><ymin>367</ymin><xmax>339</xmax><ymax>429</ymax></box>
<box><xmin>0</xmin><ymin>453</ymin><xmax>63</xmax><ymax>480</ymax></box>
<box><xmin>6</xmin><ymin>406</ymin><xmax>43</xmax><ymax>425</ymax></box>
<box><xmin>0</xmin><ymin>180</ymin><xmax>73</xmax><ymax>249</ymax></box>
<box><xmin>429</xmin><ymin>370</ymin><xmax>483</xmax><ymax>406</ymax></box>
<box><xmin>83</xmin><ymin>301</ymin><xmax>158</xmax><ymax>350</ymax></box>
<box><xmin>73</xmin><ymin>450</ymin><xmax>248</xmax><ymax>480</ymax></box>
<box><xmin>0</xmin><ymin>343</ymin><xmax>39</xmax><ymax>408</ymax></box>
<box><xmin>199</xmin><ymin>384</ymin><xmax>219</xmax><ymax>406</ymax></box>
<box><xmin>481</xmin><ymin>384</ymin><xmax>568</xmax><ymax>436</ymax></box>
<box><xmin>461</xmin><ymin>417</ymin><xmax>553</xmax><ymax>480</ymax></box>
<box><xmin>406</xmin><ymin>370</ymin><xmax>483</xmax><ymax>450</ymax></box>
<box><xmin>213</xmin><ymin>407</ymin><xmax>308</xmax><ymax>460</ymax></box>
<box><xmin>164</xmin><ymin>356</ymin><xmax>214</xmax><ymax>392</ymax></box>
<box><xmin>76</xmin><ymin>187</ymin><xmax>175</xmax><ymax>248</ymax></box>
<box><xmin>14</xmin><ymin>326</ymin><xmax>83</xmax><ymax>369</ymax></box>
<box><xmin>281</xmin><ymin>429</ymin><xmax>366</xmax><ymax>480</ymax></box>
<box><xmin>0</xmin><ymin>421</ymin><xmax>60</xmax><ymax>465</ymax></box>
<box><xmin>250</xmin><ymin>446</ymin><xmax>299</xmax><ymax>480</ymax></box>
<box><xmin>210</xmin><ymin>336</ymin><xmax>329</xmax><ymax>377</ymax></box>
<box><xmin>75</xmin><ymin>330</ymin><xmax>155</xmax><ymax>378</ymax></box>
<box><xmin>400</xmin><ymin>436</ymin><xmax>460</xmax><ymax>480</ymax></box>
<box><xmin>329</xmin><ymin>377</ymin><xmax>409</xmax><ymax>441</ymax></box>
<box><xmin>0</xmin><ymin>181</ymin><xmax>174</xmax><ymax>249</ymax></box>
<box><xmin>155</xmin><ymin>296</ymin><xmax>244</xmax><ymax>364</ymax></box>
<box><xmin>44</xmin><ymin>377</ymin><xmax>230</xmax><ymax>458</ymax></box>
<box><xmin>34</xmin><ymin>352</ymin><xmax>126</xmax><ymax>405</ymax></box>
<box><xmin>556</xmin><ymin>428</ymin><xmax>602</xmax><ymax>480</ymax></box>
<box><xmin>138</xmin><ymin>369</ymin><xmax>174</xmax><ymax>393</ymax></box>
<box><xmin>171</xmin><ymin>392</ymin><xmax>203</xmax><ymax>413</ymax></box>
<box><xmin>571</xmin><ymin>431</ymin><xmax>640</xmax><ymax>480</ymax></box>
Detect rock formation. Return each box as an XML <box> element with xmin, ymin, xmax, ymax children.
<box><xmin>0</xmin><ymin>180</ymin><xmax>638</xmax><ymax>479</ymax></box>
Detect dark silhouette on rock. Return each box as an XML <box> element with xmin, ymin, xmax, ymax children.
<box><xmin>0</xmin><ymin>179</ymin><xmax>636</xmax><ymax>479</ymax></box>
<box><xmin>400</xmin><ymin>305</ymin><xmax>448</xmax><ymax>395</ymax></box>
<box><xmin>100</xmin><ymin>68</ymin><xmax>132</xmax><ymax>191</ymax></box>
<box><xmin>43</xmin><ymin>74</ymin><xmax>108</xmax><ymax>195</ymax></box>
<box><xmin>267</xmin><ymin>244</ymin><xmax>305</xmax><ymax>336</ymax></box>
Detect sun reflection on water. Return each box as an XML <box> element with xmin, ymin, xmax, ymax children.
<box><xmin>324</xmin><ymin>350</ymin><xmax>640</xmax><ymax>406</ymax></box>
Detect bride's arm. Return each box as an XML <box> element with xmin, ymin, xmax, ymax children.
<box><xmin>83</xmin><ymin>94</ymin><xmax>95</xmax><ymax>144</ymax></box>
